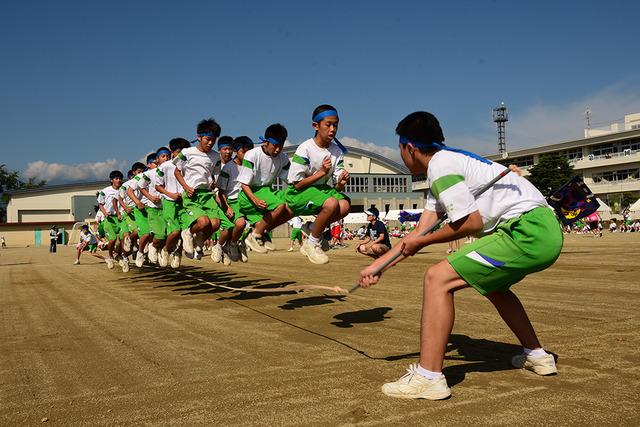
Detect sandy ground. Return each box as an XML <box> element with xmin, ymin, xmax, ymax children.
<box><xmin>1</xmin><ymin>233</ymin><xmax>639</xmax><ymax>426</ymax></box>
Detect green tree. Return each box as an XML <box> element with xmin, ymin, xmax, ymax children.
<box><xmin>525</xmin><ymin>154</ymin><xmax>574</xmax><ymax>197</ymax></box>
<box><xmin>0</xmin><ymin>164</ymin><xmax>47</xmax><ymax>222</ymax></box>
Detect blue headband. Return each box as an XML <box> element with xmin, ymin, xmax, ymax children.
<box><xmin>198</xmin><ymin>132</ymin><xmax>214</xmax><ymax>137</ymax></box>
<box><xmin>146</xmin><ymin>155</ymin><xmax>157</xmax><ymax>163</ymax></box>
<box><xmin>313</xmin><ymin>110</ymin><xmax>339</xmax><ymax>123</ymax></box>
<box><xmin>259</xmin><ymin>136</ymin><xmax>284</xmax><ymax>146</ymax></box>
<box><xmin>156</xmin><ymin>148</ymin><xmax>171</xmax><ymax>157</ymax></box>
<box><xmin>218</xmin><ymin>141</ymin><xmax>232</xmax><ymax>148</ymax></box>
<box><xmin>399</xmin><ymin>136</ymin><xmax>492</xmax><ymax>165</ymax></box>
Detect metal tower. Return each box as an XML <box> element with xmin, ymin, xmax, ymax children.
<box><xmin>493</xmin><ymin>102</ymin><xmax>508</xmax><ymax>157</ymax></box>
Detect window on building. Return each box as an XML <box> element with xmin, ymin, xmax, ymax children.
<box><xmin>590</xmin><ymin>143</ymin><xmax>616</xmax><ymax>156</ymax></box>
<box><xmin>345</xmin><ymin>176</ymin><xmax>369</xmax><ymax>193</ymax></box>
<box><xmin>620</xmin><ymin>140</ymin><xmax>640</xmax><ymax>152</ymax></box>
<box><xmin>511</xmin><ymin>156</ymin><xmax>534</xmax><ymax>167</ymax></box>
<box><xmin>399</xmin><ymin>203</ymin><xmax>404</xmax><ymax>210</ymax></box>
<box><xmin>592</xmin><ymin>168</ymin><xmax>639</xmax><ymax>183</ymax></box>
<box><xmin>412</xmin><ymin>204</ymin><xmax>418</xmax><ymax>209</ymax></box>
<box><xmin>559</xmin><ymin>147</ymin><xmax>583</xmax><ymax>161</ymax></box>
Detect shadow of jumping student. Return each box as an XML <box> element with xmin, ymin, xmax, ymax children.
<box><xmin>331</xmin><ymin>307</ymin><xmax>392</xmax><ymax>328</ymax></box>
<box><xmin>278</xmin><ymin>295</ymin><xmax>346</xmax><ymax>310</ymax></box>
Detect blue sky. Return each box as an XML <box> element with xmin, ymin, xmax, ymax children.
<box><xmin>2</xmin><ymin>1</ymin><xmax>640</xmax><ymax>183</ymax></box>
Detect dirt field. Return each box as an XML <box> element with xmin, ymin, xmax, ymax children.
<box><xmin>1</xmin><ymin>233</ymin><xmax>639</xmax><ymax>426</ymax></box>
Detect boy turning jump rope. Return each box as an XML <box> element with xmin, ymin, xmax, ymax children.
<box><xmin>358</xmin><ymin>111</ymin><xmax>563</xmax><ymax>400</ymax></box>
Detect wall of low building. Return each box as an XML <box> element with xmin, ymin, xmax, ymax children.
<box><xmin>0</xmin><ymin>222</ymin><xmax>76</xmax><ymax>247</ymax></box>
<box><xmin>7</xmin><ymin>186</ymin><xmax>104</xmax><ymax>223</ymax></box>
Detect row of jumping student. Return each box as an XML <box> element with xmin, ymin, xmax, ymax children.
<box><xmin>96</xmin><ymin>104</ymin><xmax>351</xmax><ymax>272</ymax></box>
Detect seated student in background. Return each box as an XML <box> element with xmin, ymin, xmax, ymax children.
<box><xmin>356</xmin><ymin>207</ymin><xmax>391</xmax><ymax>259</ymax></box>
<box><xmin>74</xmin><ymin>225</ymin><xmax>98</xmax><ymax>265</ymax></box>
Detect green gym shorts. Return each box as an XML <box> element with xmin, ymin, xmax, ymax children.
<box><xmin>134</xmin><ymin>207</ymin><xmax>151</xmax><ymax>237</ymax></box>
<box><xmin>103</xmin><ymin>215</ymin><xmax>121</xmax><ymax>242</ymax></box>
<box><xmin>448</xmin><ymin>207</ymin><xmax>563</xmax><ymax>295</ymax></box>
<box><xmin>161</xmin><ymin>198</ymin><xmax>181</xmax><ymax>235</ymax></box>
<box><xmin>238</xmin><ymin>186</ymin><xmax>285</xmax><ymax>225</ymax></box>
<box><xmin>290</xmin><ymin>227</ymin><xmax>302</xmax><ymax>242</ymax></box>
<box><xmin>147</xmin><ymin>206</ymin><xmax>166</xmax><ymax>240</ymax></box>
<box><xmin>181</xmin><ymin>189</ymin><xmax>220</xmax><ymax>222</ymax></box>
<box><xmin>215</xmin><ymin>202</ymin><xmax>235</xmax><ymax>230</ymax></box>
<box><xmin>285</xmin><ymin>184</ymin><xmax>349</xmax><ymax>216</ymax></box>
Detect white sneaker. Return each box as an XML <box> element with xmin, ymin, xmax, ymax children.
<box><xmin>123</xmin><ymin>235</ymin><xmax>132</xmax><ymax>252</ymax></box>
<box><xmin>135</xmin><ymin>251</ymin><xmax>145</xmax><ymax>268</ymax></box>
<box><xmin>105</xmin><ymin>257</ymin><xmax>115</xmax><ymax>269</ymax></box>
<box><xmin>121</xmin><ymin>257</ymin><xmax>130</xmax><ymax>273</ymax></box>
<box><xmin>239</xmin><ymin>241</ymin><xmax>248</xmax><ymax>263</ymax></box>
<box><xmin>194</xmin><ymin>251</ymin><xmax>203</xmax><ymax>260</ymax></box>
<box><xmin>381</xmin><ymin>364</ymin><xmax>451</xmax><ymax>400</ymax></box>
<box><xmin>264</xmin><ymin>238</ymin><xmax>276</xmax><ymax>251</ymax></box>
<box><xmin>73</xmin><ymin>259</ymin><xmax>80</xmax><ymax>265</ymax></box>
<box><xmin>511</xmin><ymin>353</ymin><xmax>557</xmax><ymax>376</ymax></box>
<box><xmin>181</xmin><ymin>229</ymin><xmax>194</xmax><ymax>256</ymax></box>
<box><xmin>300</xmin><ymin>240</ymin><xmax>329</xmax><ymax>264</ymax></box>
<box><xmin>287</xmin><ymin>247</ymin><xmax>293</xmax><ymax>252</ymax></box>
<box><xmin>221</xmin><ymin>245</ymin><xmax>232</xmax><ymax>266</ymax></box>
<box><xmin>228</xmin><ymin>242</ymin><xmax>240</xmax><ymax>262</ymax></box>
<box><xmin>158</xmin><ymin>248</ymin><xmax>169</xmax><ymax>267</ymax></box>
<box><xmin>211</xmin><ymin>243</ymin><xmax>223</xmax><ymax>263</ymax></box>
<box><xmin>148</xmin><ymin>244</ymin><xmax>158</xmax><ymax>264</ymax></box>
<box><xmin>170</xmin><ymin>253</ymin><xmax>181</xmax><ymax>269</ymax></box>
<box><xmin>245</xmin><ymin>233</ymin><xmax>267</xmax><ymax>253</ymax></box>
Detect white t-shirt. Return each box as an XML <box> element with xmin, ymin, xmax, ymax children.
<box><xmin>424</xmin><ymin>150</ymin><xmax>547</xmax><ymax>234</ymax></box>
<box><xmin>137</xmin><ymin>169</ymin><xmax>160</xmax><ymax>208</ymax></box>
<box><xmin>120</xmin><ymin>178</ymin><xmax>137</xmax><ymax>208</ymax></box>
<box><xmin>97</xmin><ymin>185</ymin><xmax>120</xmax><ymax>215</ymax></box>
<box><xmin>156</xmin><ymin>161</ymin><xmax>181</xmax><ymax>200</ymax></box>
<box><xmin>289</xmin><ymin>216</ymin><xmax>303</xmax><ymax>229</ymax></box>
<box><xmin>287</xmin><ymin>138</ymin><xmax>345</xmax><ymax>186</ymax></box>
<box><xmin>217</xmin><ymin>161</ymin><xmax>243</xmax><ymax>200</ymax></box>
<box><xmin>173</xmin><ymin>146</ymin><xmax>220</xmax><ymax>190</ymax></box>
<box><xmin>81</xmin><ymin>231</ymin><xmax>98</xmax><ymax>244</ymax></box>
<box><xmin>237</xmin><ymin>147</ymin><xmax>290</xmax><ymax>187</ymax></box>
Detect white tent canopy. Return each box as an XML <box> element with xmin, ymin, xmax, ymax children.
<box><xmin>629</xmin><ymin>198</ymin><xmax>640</xmax><ymax>212</ymax></box>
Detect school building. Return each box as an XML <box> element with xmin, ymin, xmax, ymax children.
<box><xmin>485</xmin><ymin>113</ymin><xmax>640</xmax><ymax>213</ymax></box>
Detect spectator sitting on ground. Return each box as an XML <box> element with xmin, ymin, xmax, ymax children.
<box><xmin>356</xmin><ymin>207</ymin><xmax>391</xmax><ymax>259</ymax></box>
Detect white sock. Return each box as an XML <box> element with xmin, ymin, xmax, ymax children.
<box><xmin>308</xmin><ymin>235</ymin><xmax>320</xmax><ymax>246</ymax></box>
<box><xmin>416</xmin><ymin>364</ymin><xmax>444</xmax><ymax>380</ymax></box>
<box><xmin>524</xmin><ymin>347</ymin><xmax>549</xmax><ymax>357</ymax></box>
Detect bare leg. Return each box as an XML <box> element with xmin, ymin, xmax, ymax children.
<box><xmin>419</xmin><ymin>261</ymin><xmax>470</xmax><ymax>371</ymax></box>
<box><xmin>254</xmin><ymin>205</ymin><xmax>293</xmax><ymax>236</ymax></box>
<box><xmin>231</xmin><ymin>217</ymin><xmax>246</xmax><ymax>242</ymax></box>
<box><xmin>485</xmin><ymin>290</ymin><xmax>542</xmax><ymax>350</ymax></box>
<box><xmin>164</xmin><ymin>231</ymin><xmax>180</xmax><ymax>253</ymax></box>
<box><xmin>311</xmin><ymin>198</ymin><xmax>339</xmax><ymax>239</ymax></box>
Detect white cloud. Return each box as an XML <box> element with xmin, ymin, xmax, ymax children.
<box><xmin>338</xmin><ymin>136</ymin><xmax>404</xmax><ymax>164</ymax></box>
<box><xmin>451</xmin><ymin>82</ymin><xmax>640</xmax><ymax>155</ymax></box>
<box><xmin>23</xmin><ymin>159</ymin><xmax>127</xmax><ymax>184</ymax></box>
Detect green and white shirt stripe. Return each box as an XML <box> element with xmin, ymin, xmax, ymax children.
<box><xmin>425</xmin><ymin>150</ymin><xmax>547</xmax><ymax>233</ymax></box>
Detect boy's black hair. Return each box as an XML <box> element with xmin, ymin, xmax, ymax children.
<box><xmin>312</xmin><ymin>104</ymin><xmax>338</xmax><ymax>122</ymax></box>
<box><xmin>395</xmin><ymin>112</ymin><xmax>445</xmax><ymax>152</ymax></box>
<box><xmin>217</xmin><ymin>135</ymin><xmax>234</xmax><ymax>148</ymax></box>
<box><xmin>197</xmin><ymin>118</ymin><xmax>222</xmax><ymax>138</ymax></box>
<box><xmin>264</xmin><ymin>123</ymin><xmax>288</xmax><ymax>145</ymax></box>
<box><xmin>155</xmin><ymin>146</ymin><xmax>170</xmax><ymax>156</ymax></box>
<box><xmin>131</xmin><ymin>161</ymin><xmax>146</xmax><ymax>172</ymax></box>
<box><xmin>146</xmin><ymin>153</ymin><xmax>157</xmax><ymax>164</ymax></box>
<box><xmin>109</xmin><ymin>170</ymin><xmax>124</xmax><ymax>180</ymax></box>
<box><xmin>169</xmin><ymin>137</ymin><xmax>190</xmax><ymax>151</ymax></box>
<box><xmin>127</xmin><ymin>170</ymin><xmax>134</xmax><ymax>179</ymax></box>
<box><xmin>233</xmin><ymin>136</ymin><xmax>254</xmax><ymax>151</ymax></box>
